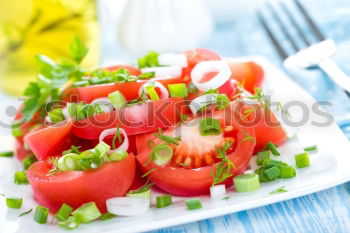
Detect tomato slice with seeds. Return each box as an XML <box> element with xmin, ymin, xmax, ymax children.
<box><xmin>136</xmin><ymin>102</ymin><xmax>256</xmax><ymax>196</ymax></box>
<box><xmin>72</xmin><ymin>97</ymin><xmax>187</xmax><ymax>140</ymax></box>
<box><xmin>27</xmin><ymin>153</ymin><xmax>136</xmax><ymax>213</ymax></box>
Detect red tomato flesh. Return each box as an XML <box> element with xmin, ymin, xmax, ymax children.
<box><xmin>27</xmin><ymin>153</ymin><xmax>136</xmax><ymax>213</ymax></box>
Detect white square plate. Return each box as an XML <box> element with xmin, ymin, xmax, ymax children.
<box><xmin>1</xmin><ymin>56</ymin><xmax>349</xmax><ymax>233</ymax></box>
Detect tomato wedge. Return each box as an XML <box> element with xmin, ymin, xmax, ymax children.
<box><xmin>226</xmin><ymin>60</ymin><xmax>265</xmax><ymax>93</ymax></box>
<box><xmin>136</xmin><ymin>102</ymin><xmax>255</xmax><ymax>196</ymax></box>
<box><xmin>24</xmin><ymin>120</ymin><xmax>73</xmax><ymax>161</ymax></box>
<box><xmin>72</xmin><ymin>97</ymin><xmax>187</xmax><ymax>139</ymax></box>
<box><xmin>27</xmin><ymin>153</ymin><xmax>135</xmax><ymax>213</ymax></box>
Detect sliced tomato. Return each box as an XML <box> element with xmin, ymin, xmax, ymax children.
<box><xmin>14</xmin><ymin>138</ymin><xmax>32</xmax><ymax>161</ymax></box>
<box><xmin>27</xmin><ymin>153</ymin><xmax>135</xmax><ymax>213</ymax></box>
<box><xmin>226</xmin><ymin>60</ymin><xmax>265</xmax><ymax>93</ymax></box>
<box><xmin>24</xmin><ymin>120</ymin><xmax>73</xmax><ymax>161</ymax></box>
<box><xmin>72</xmin><ymin>97</ymin><xmax>187</xmax><ymax>139</ymax></box>
<box><xmin>103</xmin><ymin>65</ymin><xmax>141</xmax><ymax>76</ymax></box>
<box><xmin>136</xmin><ymin>102</ymin><xmax>256</xmax><ymax>196</ymax></box>
<box><xmin>128</xmin><ymin>163</ymin><xmax>148</xmax><ymax>191</ymax></box>
<box><xmin>68</xmin><ymin>76</ymin><xmax>183</xmax><ymax>104</ymax></box>
<box><xmin>182</xmin><ymin>49</ymin><xmax>222</xmax><ymax>83</ymax></box>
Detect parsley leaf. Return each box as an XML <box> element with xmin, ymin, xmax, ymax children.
<box><xmin>69</xmin><ymin>36</ymin><xmax>89</xmax><ymax>64</ymax></box>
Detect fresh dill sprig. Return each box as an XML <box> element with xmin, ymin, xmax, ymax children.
<box><xmin>241</xmin><ymin>130</ymin><xmax>255</xmax><ymax>142</ymax></box>
<box><xmin>269</xmin><ymin>186</ymin><xmax>288</xmax><ymax>194</ymax></box>
<box><xmin>153</xmin><ymin>128</ymin><xmax>181</xmax><ymax>146</ymax></box>
<box><xmin>211</xmin><ymin>142</ymin><xmax>236</xmax><ymax>186</ymax></box>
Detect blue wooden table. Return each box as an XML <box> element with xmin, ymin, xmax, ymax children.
<box><xmin>146</xmin><ymin>0</ymin><xmax>350</xmax><ymax>232</ymax></box>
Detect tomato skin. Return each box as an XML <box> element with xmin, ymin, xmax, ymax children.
<box><xmin>136</xmin><ymin>102</ymin><xmax>256</xmax><ymax>196</ymax></box>
<box><xmin>24</xmin><ymin>120</ymin><xmax>73</xmax><ymax>161</ymax></box>
<box><xmin>182</xmin><ymin>48</ymin><xmax>222</xmax><ymax>83</ymax></box>
<box><xmin>103</xmin><ymin>65</ymin><xmax>141</xmax><ymax>76</ymax></box>
<box><xmin>27</xmin><ymin>153</ymin><xmax>136</xmax><ymax>213</ymax></box>
<box><xmin>72</xmin><ymin>97</ymin><xmax>187</xmax><ymax>140</ymax></box>
<box><xmin>226</xmin><ymin>60</ymin><xmax>265</xmax><ymax>93</ymax></box>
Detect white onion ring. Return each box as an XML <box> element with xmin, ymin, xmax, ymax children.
<box><xmin>141</xmin><ymin>66</ymin><xmax>182</xmax><ymax>80</ymax></box>
<box><xmin>106</xmin><ymin>197</ymin><xmax>150</xmax><ymax>216</ymax></box>
<box><xmin>91</xmin><ymin>97</ymin><xmax>113</xmax><ymax>112</ymax></box>
<box><xmin>190</xmin><ymin>61</ymin><xmax>232</xmax><ymax>91</ymax></box>
<box><xmin>138</xmin><ymin>81</ymin><xmax>169</xmax><ymax>100</ymax></box>
<box><xmin>99</xmin><ymin>128</ymin><xmax>129</xmax><ymax>153</ymax></box>
<box><xmin>189</xmin><ymin>94</ymin><xmax>219</xmax><ymax>116</ymax></box>
<box><xmin>158</xmin><ymin>53</ymin><xmax>188</xmax><ymax>68</ymax></box>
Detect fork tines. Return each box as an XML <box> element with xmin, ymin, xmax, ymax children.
<box><xmin>258</xmin><ymin>0</ymin><xmax>326</xmax><ymax>60</ymax></box>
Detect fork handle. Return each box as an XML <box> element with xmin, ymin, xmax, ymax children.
<box><xmin>318</xmin><ymin>57</ymin><xmax>350</xmax><ymax>92</ymax></box>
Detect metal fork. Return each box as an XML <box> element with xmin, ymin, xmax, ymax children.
<box><xmin>257</xmin><ymin>0</ymin><xmax>350</xmax><ymax>93</ymax></box>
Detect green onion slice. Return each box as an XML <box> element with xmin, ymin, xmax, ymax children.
<box><xmin>234</xmin><ymin>174</ymin><xmax>260</xmax><ymax>192</ymax></box>
<box><xmin>59</xmin><ymin>216</ymin><xmax>81</xmax><ymax>230</ymax></box>
<box><xmin>34</xmin><ymin>206</ymin><xmax>49</xmax><ymax>224</ymax></box>
<box><xmin>139</xmin><ymin>81</ymin><xmax>169</xmax><ymax>100</ymax></box>
<box><xmin>72</xmin><ymin>202</ymin><xmax>101</xmax><ymax>223</ymax></box>
<box><xmin>23</xmin><ymin>154</ymin><xmax>37</xmax><ymax>170</ymax></box>
<box><xmin>199</xmin><ymin>118</ymin><xmax>222</xmax><ymax>136</ymax></box>
<box><xmin>185</xmin><ymin>198</ymin><xmax>202</xmax><ymax>210</ymax></box>
<box><xmin>14</xmin><ymin>171</ymin><xmax>29</xmax><ymax>185</ymax></box>
<box><xmin>156</xmin><ymin>195</ymin><xmax>173</xmax><ymax>208</ymax></box>
<box><xmin>0</xmin><ymin>151</ymin><xmax>14</xmax><ymax>157</ymax></box>
<box><xmin>168</xmin><ymin>83</ymin><xmax>188</xmax><ymax>98</ymax></box>
<box><xmin>109</xmin><ymin>150</ymin><xmax>128</xmax><ymax>162</ymax></box>
<box><xmin>152</xmin><ymin>144</ymin><xmax>173</xmax><ymax>166</ymax></box>
<box><xmin>48</xmin><ymin>108</ymin><xmax>65</xmax><ymax>123</ymax></box>
<box><xmin>55</xmin><ymin>203</ymin><xmax>73</xmax><ymax>221</ymax></box>
<box><xmin>304</xmin><ymin>145</ymin><xmax>318</xmax><ymax>152</ymax></box>
<box><xmin>295</xmin><ymin>152</ymin><xmax>310</xmax><ymax>168</ymax></box>
<box><xmin>108</xmin><ymin>90</ymin><xmax>127</xmax><ymax>109</ymax></box>
<box><xmin>263</xmin><ymin>142</ymin><xmax>280</xmax><ymax>156</ymax></box>
<box><xmin>58</xmin><ymin>153</ymin><xmax>79</xmax><ymax>171</ymax></box>
<box><xmin>6</xmin><ymin>197</ymin><xmax>23</xmax><ymax>209</ymax></box>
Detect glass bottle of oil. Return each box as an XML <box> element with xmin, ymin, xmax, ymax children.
<box><xmin>0</xmin><ymin>0</ymin><xmax>99</xmax><ymax>96</ymax></box>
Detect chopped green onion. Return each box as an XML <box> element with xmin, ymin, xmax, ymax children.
<box><xmin>233</xmin><ymin>174</ymin><xmax>260</xmax><ymax>192</ymax></box>
<box><xmin>156</xmin><ymin>195</ymin><xmax>172</xmax><ymax>208</ymax></box>
<box><xmin>34</xmin><ymin>206</ymin><xmax>49</xmax><ymax>224</ymax></box>
<box><xmin>261</xmin><ymin>159</ymin><xmax>283</xmax><ymax>168</ymax></box>
<box><xmin>216</xmin><ymin>94</ymin><xmax>230</xmax><ymax>109</ymax></box>
<box><xmin>304</xmin><ymin>145</ymin><xmax>318</xmax><ymax>152</ymax></box>
<box><xmin>256</xmin><ymin>151</ymin><xmax>270</xmax><ymax>166</ymax></box>
<box><xmin>295</xmin><ymin>152</ymin><xmax>310</xmax><ymax>168</ymax></box>
<box><xmin>11</xmin><ymin>121</ymin><xmax>23</xmax><ymax>137</ymax></box>
<box><xmin>109</xmin><ymin>150</ymin><xmax>128</xmax><ymax>162</ymax></box>
<box><xmin>199</xmin><ymin>118</ymin><xmax>222</xmax><ymax>136</ymax></box>
<box><xmin>152</xmin><ymin>144</ymin><xmax>173</xmax><ymax>166</ymax></box>
<box><xmin>168</xmin><ymin>83</ymin><xmax>188</xmax><ymax>98</ymax></box>
<box><xmin>58</xmin><ymin>153</ymin><xmax>78</xmax><ymax>171</ymax></box>
<box><xmin>138</xmin><ymin>72</ymin><xmax>155</xmax><ymax>79</ymax></box>
<box><xmin>6</xmin><ymin>197</ymin><xmax>23</xmax><ymax>209</ymax></box>
<box><xmin>0</xmin><ymin>151</ymin><xmax>14</xmax><ymax>157</ymax></box>
<box><xmin>55</xmin><ymin>203</ymin><xmax>73</xmax><ymax>221</ymax></box>
<box><xmin>48</xmin><ymin>108</ymin><xmax>65</xmax><ymax>123</ymax></box>
<box><xmin>280</xmin><ymin>166</ymin><xmax>296</xmax><ymax>178</ymax></box>
<box><xmin>59</xmin><ymin>216</ymin><xmax>81</xmax><ymax>230</ymax></box>
<box><xmin>94</xmin><ymin>141</ymin><xmax>111</xmax><ymax>159</ymax></box>
<box><xmin>263</xmin><ymin>142</ymin><xmax>280</xmax><ymax>156</ymax></box>
<box><xmin>100</xmin><ymin>213</ymin><xmax>116</xmax><ymax>221</ymax></box>
<box><xmin>263</xmin><ymin>166</ymin><xmax>280</xmax><ymax>180</ymax></box>
<box><xmin>127</xmin><ymin>183</ymin><xmax>153</xmax><ymax>199</ymax></box>
<box><xmin>255</xmin><ymin>167</ymin><xmax>270</xmax><ymax>182</ymax></box>
<box><xmin>108</xmin><ymin>90</ymin><xmax>127</xmax><ymax>109</ymax></box>
<box><xmin>185</xmin><ymin>198</ymin><xmax>202</xmax><ymax>210</ymax></box>
<box><xmin>14</xmin><ymin>171</ymin><xmax>29</xmax><ymax>184</ymax></box>
<box><xmin>145</xmin><ymin>86</ymin><xmax>160</xmax><ymax>101</ymax></box>
<box><xmin>67</xmin><ymin>102</ymin><xmax>84</xmax><ymax>119</ymax></box>
<box><xmin>23</xmin><ymin>154</ymin><xmax>37</xmax><ymax>170</ymax></box>
<box><xmin>72</xmin><ymin>202</ymin><xmax>101</xmax><ymax>223</ymax></box>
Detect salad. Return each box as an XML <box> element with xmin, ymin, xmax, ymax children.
<box><xmin>2</xmin><ymin>37</ymin><xmax>314</xmax><ymax>230</ymax></box>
